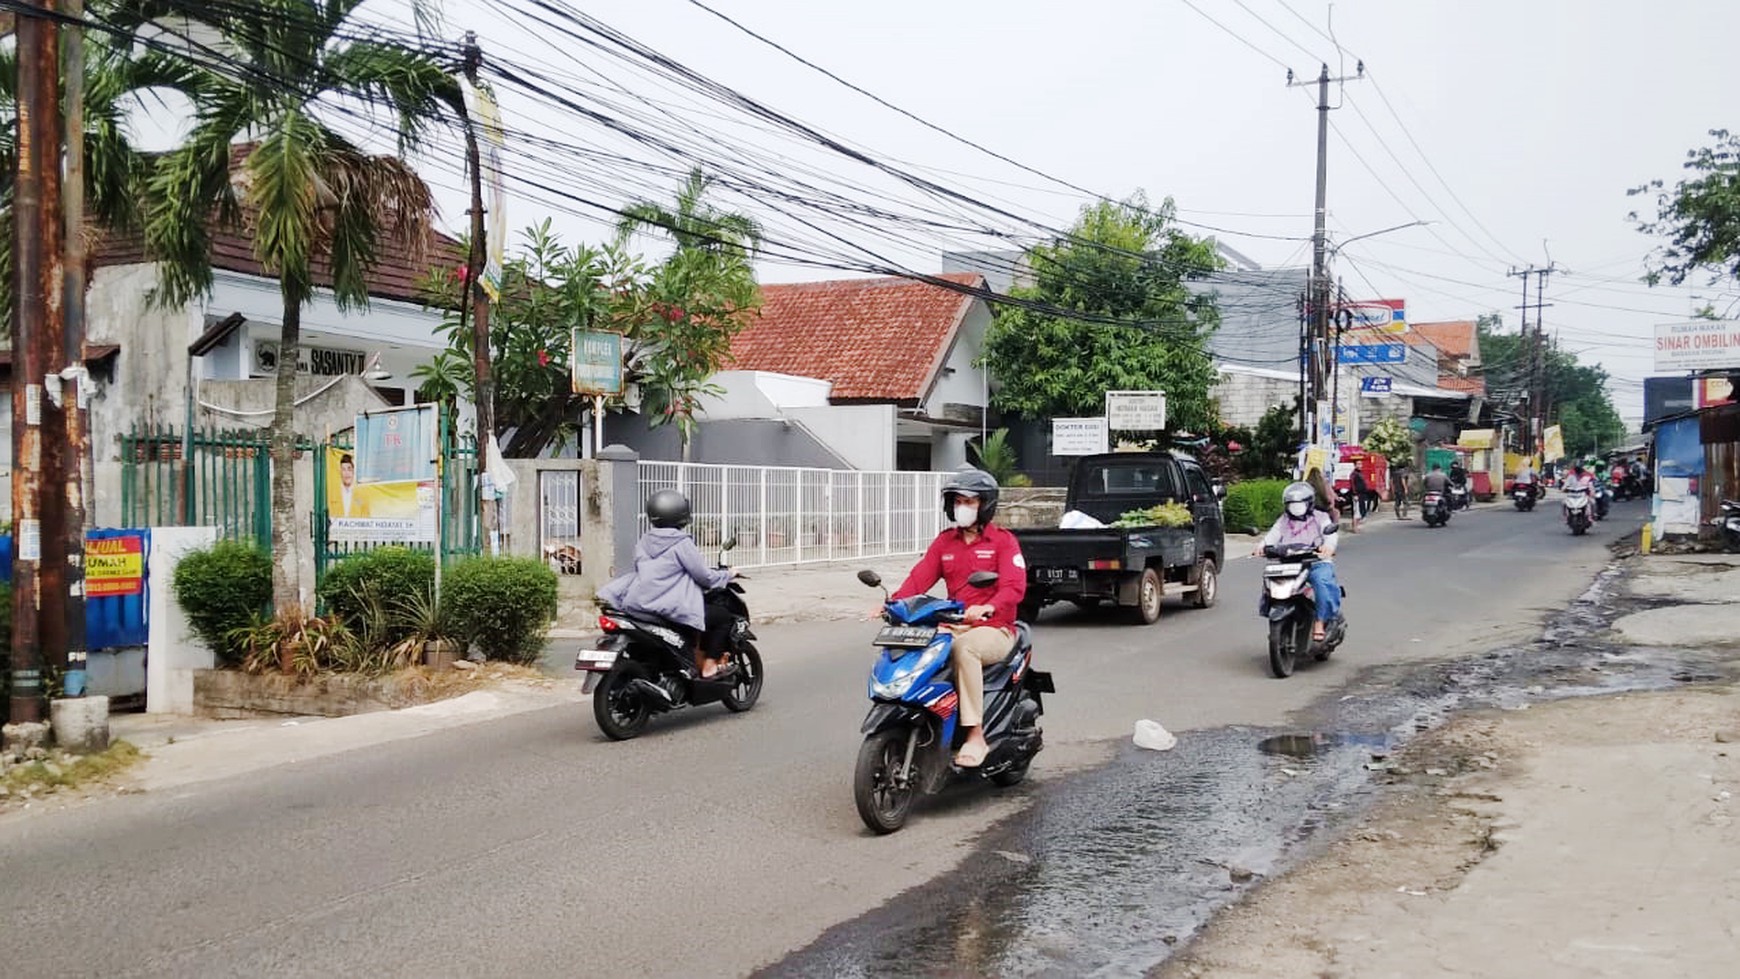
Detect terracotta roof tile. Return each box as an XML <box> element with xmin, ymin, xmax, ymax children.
<box><xmin>1437</xmin><ymin>375</ymin><xmax>1487</xmax><ymax>395</ymax></box>
<box><xmin>729</xmin><ymin>273</ymin><xmax>982</xmax><ymax>401</ymax></box>
<box><xmin>1406</xmin><ymin>320</ymin><xmax>1477</xmax><ymax>360</ymax></box>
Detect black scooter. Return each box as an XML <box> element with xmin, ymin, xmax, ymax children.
<box><xmin>1512</xmin><ymin>483</ymin><xmax>1537</xmax><ymax>511</ymax></box>
<box><xmin>1259</xmin><ymin>543</ymin><xmax>1347</xmax><ymax>678</ymax></box>
<box><xmin>577</xmin><ymin>539</ymin><xmax>765</xmax><ymax>740</ymax></box>
<box><xmin>1716</xmin><ymin>499</ymin><xmax>1740</xmax><ymax>552</ymax></box>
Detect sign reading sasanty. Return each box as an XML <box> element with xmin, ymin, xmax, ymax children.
<box><xmin>1655</xmin><ymin>319</ymin><xmax>1740</xmax><ymax>372</ymax></box>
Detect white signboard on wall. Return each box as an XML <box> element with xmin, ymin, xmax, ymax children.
<box><xmin>1655</xmin><ymin>319</ymin><xmax>1740</xmax><ymax>371</ymax></box>
<box><xmin>1106</xmin><ymin>390</ymin><xmax>1167</xmax><ymax>431</ymax></box>
<box><xmin>1052</xmin><ymin>417</ymin><xmax>1109</xmax><ymax>456</ymax></box>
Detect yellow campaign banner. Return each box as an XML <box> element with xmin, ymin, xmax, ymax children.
<box><xmin>1542</xmin><ymin>424</ymin><xmax>1565</xmax><ymax>462</ymax></box>
<box><xmin>86</xmin><ymin>534</ymin><xmax>146</xmax><ymax>597</ymax></box>
<box><xmin>1458</xmin><ymin>428</ymin><xmax>1495</xmax><ymax>450</ymax></box>
<box><xmin>327</xmin><ymin>450</ymin><xmax>437</xmax><ymax>543</ymax></box>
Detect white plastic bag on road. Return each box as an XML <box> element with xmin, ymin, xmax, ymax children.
<box><xmin>1133</xmin><ymin>719</ymin><xmax>1177</xmax><ymax>752</ymax></box>
<box><xmin>1061</xmin><ymin>509</ymin><xmax>1106</xmax><ymax>529</ymax></box>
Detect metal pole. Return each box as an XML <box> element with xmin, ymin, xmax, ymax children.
<box><xmin>61</xmin><ymin>0</ymin><xmax>89</xmax><ymax>697</ymax></box>
<box><xmin>9</xmin><ymin>0</ymin><xmax>58</xmax><ymax>728</ymax></box>
<box><xmin>460</xmin><ymin>33</ymin><xmax>497</xmax><ymax>557</ymax></box>
<box><xmin>1311</xmin><ymin>65</ymin><xmax>1331</xmax><ymax>448</ymax></box>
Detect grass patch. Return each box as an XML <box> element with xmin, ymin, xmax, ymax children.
<box><xmin>379</xmin><ymin>662</ymin><xmax>553</xmax><ymax>706</ymax></box>
<box><xmin>2</xmin><ymin>740</ymin><xmax>143</xmax><ymax>797</ymax></box>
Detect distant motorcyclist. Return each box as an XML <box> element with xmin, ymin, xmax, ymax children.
<box><xmin>887</xmin><ymin>468</ymin><xmax>1026</xmax><ymax>769</ymax></box>
<box><xmin>1448</xmin><ymin>460</ymin><xmax>1468</xmax><ymax>488</ymax></box>
<box><xmin>1255</xmin><ymin>482</ymin><xmax>1342</xmax><ymax>643</ymax></box>
<box><xmin>1423</xmin><ymin>463</ymin><xmax>1451</xmax><ymax>495</ymax></box>
<box><xmin>1561</xmin><ymin>465</ymin><xmax>1593</xmax><ymax>494</ymax></box>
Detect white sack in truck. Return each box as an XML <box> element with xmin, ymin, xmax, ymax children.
<box><xmin>1060</xmin><ymin>510</ymin><xmax>1106</xmax><ymax>529</ymax></box>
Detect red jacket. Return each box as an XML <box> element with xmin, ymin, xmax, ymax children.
<box><xmin>893</xmin><ymin>523</ymin><xmax>1028</xmax><ymax>630</ymax></box>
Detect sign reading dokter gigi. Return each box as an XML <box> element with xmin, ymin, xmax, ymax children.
<box><xmin>1655</xmin><ymin>319</ymin><xmax>1740</xmax><ymax>372</ymax></box>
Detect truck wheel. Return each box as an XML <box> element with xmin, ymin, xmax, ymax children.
<box><xmin>1129</xmin><ymin>568</ymin><xmax>1163</xmax><ymax>624</ymax></box>
<box><xmin>1191</xmin><ymin>558</ymin><xmax>1218</xmax><ymax>609</ymax></box>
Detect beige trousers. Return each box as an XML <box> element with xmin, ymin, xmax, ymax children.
<box><xmin>951</xmin><ymin>626</ymin><xmax>1015</xmax><ymax>728</ymax></box>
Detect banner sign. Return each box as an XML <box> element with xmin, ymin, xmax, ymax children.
<box><xmin>331</xmin><ymin>405</ymin><xmax>439</xmax><ymax>543</ymax></box>
<box><xmin>86</xmin><ymin>533</ymin><xmax>146</xmax><ymax>597</ymax></box>
<box><xmin>1336</xmin><ymin>343</ymin><xmax>1407</xmax><ymax>365</ymax></box>
<box><xmin>1359</xmin><ymin>376</ymin><xmax>1393</xmax><ymax>396</ymax></box>
<box><xmin>1339</xmin><ymin>298</ymin><xmax>1407</xmax><ymax>335</ymax></box>
<box><xmin>1655</xmin><ymin>320</ymin><xmax>1740</xmax><ymax>371</ymax></box>
<box><xmin>1105</xmin><ymin>390</ymin><xmax>1167</xmax><ymax>431</ymax></box>
<box><xmin>1052</xmin><ymin>417</ymin><xmax>1109</xmax><ymax>456</ymax></box>
<box><xmin>571</xmin><ymin>330</ymin><xmax>624</xmax><ymax>396</ymax></box>
<box><xmin>462</xmin><ymin>80</ymin><xmax>508</xmax><ymax>302</ymax></box>
<box><xmin>1542</xmin><ymin>424</ymin><xmax>1565</xmax><ymax>462</ymax></box>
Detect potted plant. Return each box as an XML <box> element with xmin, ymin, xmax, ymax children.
<box><xmin>388</xmin><ymin>589</ymin><xmax>455</xmax><ymax>671</ymax></box>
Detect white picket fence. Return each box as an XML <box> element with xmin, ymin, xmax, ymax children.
<box><xmin>638</xmin><ymin>462</ymin><xmax>952</xmax><ymax>569</ymax></box>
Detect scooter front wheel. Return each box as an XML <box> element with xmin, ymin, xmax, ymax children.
<box><xmin>1268</xmin><ymin>617</ymin><xmax>1304</xmax><ymax>678</ymax></box>
<box><xmin>854</xmin><ymin>728</ymin><xmax>918</xmax><ymax>834</ymax></box>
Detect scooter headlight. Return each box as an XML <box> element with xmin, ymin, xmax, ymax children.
<box><xmin>871</xmin><ymin>642</ymin><xmax>948</xmax><ymax>699</ymax></box>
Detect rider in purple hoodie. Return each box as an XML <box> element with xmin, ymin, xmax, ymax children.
<box><xmin>597</xmin><ymin>490</ymin><xmax>736</xmax><ymax>678</ymax></box>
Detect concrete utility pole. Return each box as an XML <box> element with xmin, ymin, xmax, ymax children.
<box><xmin>1532</xmin><ymin>266</ymin><xmax>1557</xmax><ymax>445</ymax></box>
<box><xmin>1509</xmin><ymin>266</ymin><xmax>1534</xmax><ymax>453</ymax></box>
<box><xmin>460</xmin><ymin>32</ymin><xmax>498</xmax><ymax>556</ymax></box>
<box><xmin>61</xmin><ymin>0</ymin><xmax>91</xmax><ymax>697</ymax></box>
<box><xmin>9</xmin><ymin>0</ymin><xmax>62</xmax><ymax>728</ymax></box>
<box><xmin>1288</xmin><ymin>61</ymin><xmax>1364</xmax><ymax>450</ymax></box>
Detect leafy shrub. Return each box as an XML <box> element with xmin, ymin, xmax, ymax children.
<box><xmin>172</xmin><ymin>540</ymin><xmax>272</xmax><ymax>666</ymax></box>
<box><xmin>1223</xmin><ymin>479</ymin><xmax>1289</xmax><ymax>535</ymax></box>
<box><xmin>440</xmin><ymin>557</ymin><xmax>558</xmax><ymax>664</ymax></box>
<box><xmin>228</xmin><ymin>610</ymin><xmax>366</xmax><ymax>677</ymax></box>
<box><xmin>317</xmin><ymin>547</ymin><xmax>436</xmax><ymax>643</ymax></box>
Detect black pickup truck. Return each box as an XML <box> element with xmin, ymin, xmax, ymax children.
<box><xmin>1012</xmin><ymin>452</ymin><xmax>1226</xmax><ymax>624</ymax></box>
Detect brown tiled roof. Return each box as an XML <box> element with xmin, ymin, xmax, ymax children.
<box><xmin>1406</xmin><ymin>320</ymin><xmax>1478</xmax><ymax>361</ymax></box>
<box><xmin>1437</xmin><ymin>375</ymin><xmax>1487</xmax><ymax>396</ymax></box>
<box><xmin>729</xmin><ymin>273</ymin><xmax>983</xmax><ymax>401</ymax></box>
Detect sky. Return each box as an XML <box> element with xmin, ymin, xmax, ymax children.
<box><xmin>134</xmin><ymin>0</ymin><xmax>1740</xmax><ymax>425</ymax></box>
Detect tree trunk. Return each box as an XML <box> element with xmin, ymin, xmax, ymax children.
<box><xmin>269</xmin><ymin>292</ymin><xmax>303</xmax><ymax>667</ymax></box>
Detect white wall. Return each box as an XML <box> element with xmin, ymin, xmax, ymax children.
<box><xmin>785</xmin><ymin>404</ymin><xmax>897</xmax><ymax>470</ymax></box>
<box><xmin>922</xmin><ymin>300</ymin><xmax>992</xmax><ymax>417</ymax></box>
<box><xmin>701</xmin><ymin>370</ymin><xmax>832</xmax><ymax>419</ymax></box>
<box><xmin>146</xmin><ymin>526</ymin><xmax>219</xmax><ymax>714</ymax></box>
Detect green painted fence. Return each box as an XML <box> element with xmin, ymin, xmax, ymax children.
<box><xmin>119</xmin><ymin>424</ymin><xmax>273</xmax><ymax>542</ymax></box>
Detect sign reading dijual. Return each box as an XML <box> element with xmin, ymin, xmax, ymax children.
<box><xmin>1655</xmin><ymin>320</ymin><xmax>1740</xmax><ymax>371</ymax></box>
<box><xmin>86</xmin><ymin>534</ymin><xmax>146</xmax><ymax>597</ymax></box>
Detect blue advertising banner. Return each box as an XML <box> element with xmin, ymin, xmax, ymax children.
<box><xmin>355</xmin><ymin>405</ymin><xmax>437</xmax><ymax>484</ymax></box>
<box><xmin>1336</xmin><ymin>344</ymin><xmax>1408</xmax><ymax>365</ymax></box>
<box><xmin>1360</xmin><ymin>376</ymin><xmax>1393</xmax><ymax>395</ymax></box>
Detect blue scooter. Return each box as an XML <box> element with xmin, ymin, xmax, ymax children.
<box><xmin>851</xmin><ymin>569</ymin><xmax>1053</xmax><ymax>834</ymax></box>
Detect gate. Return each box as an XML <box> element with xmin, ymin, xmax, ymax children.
<box><xmin>119</xmin><ymin>424</ymin><xmax>272</xmax><ymax>542</ymax></box>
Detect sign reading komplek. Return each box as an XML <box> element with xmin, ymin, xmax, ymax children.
<box><xmin>1655</xmin><ymin>319</ymin><xmax>1740</xmax><ymax>372</ymax></box>
<box><xmin>86</xmin><ymin>534</ymin><xmax>146</xmax><ymax>597</ymax></box>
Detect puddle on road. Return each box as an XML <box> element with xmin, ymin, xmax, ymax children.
<box><xmin>759</xmin><ymin>562</ymin><xmax>1740</xmax><ymax>979</ymax></box>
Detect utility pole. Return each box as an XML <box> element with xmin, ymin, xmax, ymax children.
<box><xmin>9</xmin><ymin>0</ymin><xmax>62</xmax><ymax>730</ymax></box>
<box><xmin>61</xmin><ymin>0</ymin><xmax>90</xmax><ymax>697</ymax></box>
<box><xmin>1532</xmin><ymin>266</ymin><xmax>1556</xmax><ymax>448</ymax></box>
<box><xmin>460</xmin><ymin>32</ymin><xmax>498</xmax><ymax>556</ymax></box>
<box><xmin>1288</xmin><ymin>62</ymin><xmax>1364</xmax><ymax>451</ymax></box>
<box><xmin>1508</xmin><ymin>266</ymin><xmax>1534</xmax><ymax>453</ymax></box>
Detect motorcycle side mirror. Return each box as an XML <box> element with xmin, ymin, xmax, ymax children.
<box><xmin>721</xmin><ymin>536</ymin><xmax>738</xmax><ymax>552</ymax></box>
<box><xmin>857</xmin><ymin>570</ymin><xmax>883</xmax><ymax>588</ymax></box>
<box><xmin>966</xmin><ymin>571</ymin><xmax>999</xmax><ymax>588</ymax></box>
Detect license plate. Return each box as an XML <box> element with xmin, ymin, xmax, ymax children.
<box><xmin>1037</xmin><ymin>567</ymin><xmax>1079</xmax><ymax>583</ymax></box>
<box><xmin>574</xmin><ymin>649</ymin><xmax>618</xmax><ymax>671</ymax></box>
<box><xmin>1264</xmin><ymin>564</ymin><xmax>1301</xmax><ymax>576</ymax></box>
<box><xmin>873</xmin><ymin>625</ymin><xmax>937</xmax><ymax>648</ymax></box>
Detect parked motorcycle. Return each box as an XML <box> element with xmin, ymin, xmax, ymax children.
<box><xmin>1563</xmin><ymin>486</ymin><xmax>1593</xmax><ymax>536</ymax></box>
<box><xmin>577</xmin><ymin>539</ymin><xmax>764</xmax><ymax>740</ymax></box>
<box><xmin>1716</xmin><ymin>499</ymin><xmax>1740</xmax><ymax>552</ymax></box>
<box><xmin>1259</xmin><ymin>542</ymin><xmax>1347</xmax><ymax>678</ymax></box>
<box><xmin>1512</xmin><ymin>483</ymin><xmax>1537</xmax><ymax>512</ymax></box>
<box><xmin>851</xmin><ymin>569</ymin><xmax>1052</xmax><ymax>834</ymax></box>
<box><xmin>1422</xmin><ymin>490</ymin><xmax>1452</xmax><ymax>528</ymax></box>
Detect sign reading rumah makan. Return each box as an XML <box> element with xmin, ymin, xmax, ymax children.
<box><xmin>1655</xmin><ymin>320</ymin><xmax>1740</xmax><ymax>372</ymax></box>
<box><xmin>86</xmin><ymin>534</ymin><xmax>146</xmax><ymax>597</ymax></box>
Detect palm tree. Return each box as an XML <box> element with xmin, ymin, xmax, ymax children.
<box><xmin>133</xmin><ymin>0</ymin><xmax>459</xmax><ymax>621</ymax></box>
<box><xmin>0</xmin><ymin>22</ymin><xmax>201</xmax><ymax>341</ymax></box>
<box><xmin>616</xmin><ymin>168</ymin><xmax>763</xmax><ymax>258</ymax></box>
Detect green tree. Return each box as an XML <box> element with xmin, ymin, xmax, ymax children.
<box><xmin>417</xmin><ymin>220</ymin><xmax>648</xmax><ymax>457</ymax></box>
<box><xmin>1476</xmin><ymin>317</ymin><xmax>1626</xmax><ymax>460</ymax></box>
<box><xmin>983</xmin><ymin>193</ymin><xmax>1222</xmax><ymax>433</ymax></box>
<box><xmin>0</xmin><ymin>17</ymin><xmax>201</xmax><ymax>340</ymax></box>
<box><xmin>617</xmin><ymin>169</ymin><xmax>763</xmax><ymax>459</ymax></box>
<box><xmin>1629</xmin><ymin>129</ymin><xmax>1740</xmax><ymax>286</ymax></box>
<box><xmin>135</xmin><ymin>0</ymin><xmax>459</xmax><ymax>621</ymax></box>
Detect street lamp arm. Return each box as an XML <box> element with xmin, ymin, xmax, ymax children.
<box><xmin>1328</xmin><ymin>220</ymin><xmax>1433</xmax><ymax>257</ymax></box>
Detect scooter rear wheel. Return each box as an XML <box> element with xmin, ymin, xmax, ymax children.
<box><xmin>854</xmin><ymin>728</ymin><xmax>917</xmax><ymax>834</ymax></box>
<box><xmin>592</xmin><ymin>667</ymin><xmax>652</xmax><ymax>741</ymax></box>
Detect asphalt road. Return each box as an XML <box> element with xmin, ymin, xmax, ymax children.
<box><xmin>0</xmin><ymin>498</ymin><xmax>1642</xmax><ymax>978</ymax></box>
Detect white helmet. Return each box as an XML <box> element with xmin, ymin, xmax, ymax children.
<box><xmin>1282</xmin><ymin>481</ymin><xmax>1315</xmax><ymax>520</ymax></box>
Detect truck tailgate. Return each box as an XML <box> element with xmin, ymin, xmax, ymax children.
<box><xmin>1012</xmin><ymin>529</ymin><xmax>1127</xmax><ymax>567</ymax></box>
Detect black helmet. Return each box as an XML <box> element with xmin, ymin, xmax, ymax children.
<box><xmin>645</xmin><ymin>489</ymin><xmax>692</xmax><ymax>529</ymax></box>
<box><xmin>941</xmin><ymin>467</ymin><xmax>1000</xmax><ymax>525</ymax></box>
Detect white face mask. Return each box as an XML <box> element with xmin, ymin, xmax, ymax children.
<box><xmin>953</xmin><ymin>504</ymin><xmax>980</xmax><ymax>528</ymax></box>
<box><xmin>1286</xmin><ymin>501</ymin><xmax>1310</xmax><ymax>519</ymax></box>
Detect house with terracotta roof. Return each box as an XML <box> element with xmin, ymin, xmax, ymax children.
<box><xmin>1404</xmin><ymin>319</ymin><xmax>1485</xmax><ymax>397</ymax></box>
<box><xmin>607</xmin><ymin>273</ymin><xmax>993</xmax><ymax>470</ymax></box>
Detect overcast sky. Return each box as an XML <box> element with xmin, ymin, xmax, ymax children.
<box><xmin>296</xmin><ymin>2</ymin><xmax>1740</xmax><ymax>422</ymax></box>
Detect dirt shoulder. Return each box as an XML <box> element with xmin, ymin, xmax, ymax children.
<box><xmin>1159</xmin><ymin>685</ymin><xmax>1740</xmax><ymax>978</ymax></box>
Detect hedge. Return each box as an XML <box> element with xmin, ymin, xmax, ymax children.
<box><xmin>316</xmin><ymin>547</ymin><xmax>437</xmax><ymax>644</ymax></box>
<box><xmin>172</xmin><ymin>540</ymin><xmax>272</xmax><ymax>666</ymax></box>
<box><xmin>1223</xmin><ymin>479</ymin><xmax>1289</xmax><ymax>535</ymax></box>
<box><xmin>439</xmin><ymin>557</ymin><xmax>558</xmax><ymax>665</ymax></box>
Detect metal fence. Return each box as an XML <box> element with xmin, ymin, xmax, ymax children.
<box><xmin>119</xmin><ymin>424</ymin><xmax>271</xmax><ymax>542</ymax></box>
<box><xmin>539</xmin><ymin>470</ymin><xmax>584</xmax><ymax>575</ymax></box>
<box><xmin>312</xmin><ymin>425</ymin><xmax>481</xmax><ymax>587</ymax></box>
<box><xmin>637</xmin><ymin>462</ymin><xmax>951</xmax><ymax>569</ymax></box>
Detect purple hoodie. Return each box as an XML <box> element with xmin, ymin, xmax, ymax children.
<box><xmin>596</xmin><ymin>527</ymin><xmax>730</xmax><ymax>630</ymax></box>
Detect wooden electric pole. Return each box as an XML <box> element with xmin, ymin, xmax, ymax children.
<box><xmin>460</xmin><ymin>32</ymin><xmax>498</xmax><ymax>555</ymax></box>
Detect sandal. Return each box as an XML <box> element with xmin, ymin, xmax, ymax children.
<box><xmin>1311</xmin><ymin>624</ymin><xmax>1328</xmax><ymax>642</ymax></box>
<box><xmin>954</xmin><ymin>741</ymin><xmax>989</xmax><ymax>768</ymax></box>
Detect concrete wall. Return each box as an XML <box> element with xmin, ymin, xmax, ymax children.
<box><xmin>785</xmin><ymin>405</ymin><xmax>897</xmax><ymax>470</ymax></box>
<box><xmin>146</xmin><ymin>526</ymin><xmax>220</xmax><ymax>714</ymax></box>
<box><xmin>602</xmin><ymin>413</ymin><xmax>855</xmax><ymax>469</ymax></box>
<box><xmin>1212</xmin><ymin>368</ymin><xmax>1300</xmax><ymax>429</ymax></box>
<box><xmin>923</xmin><ymin>301</ymin><xmax>992</xmax><ymax>420</ymax></box>
<box><xmin>195</xmin><ymin>375</ymin><xmax>392</xmax><ymax>439</ymax></box>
